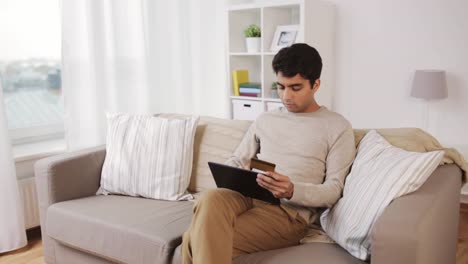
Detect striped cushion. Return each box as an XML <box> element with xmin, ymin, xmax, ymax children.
<box><xmin>99</xmin><ymin>113</ymin><xmax>199</xmax><ymax>201</ymax></box>
<box><xmin>320</xmin><ymin>130</ymin><xmax>444</xmax><ymax>260</ymax></box>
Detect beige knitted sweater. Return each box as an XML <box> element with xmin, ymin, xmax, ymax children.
<box><xmin>226</xmin><ymin>106</ymin><xmax>356</xmax><ymax>224</ymax></box>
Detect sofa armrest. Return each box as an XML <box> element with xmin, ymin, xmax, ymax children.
<box><xmin>370</xmin><ymin>164</ymin><xmax>462</xmax><ymax>264</ymax></box>
<box><xmin>34</xmin><ymin>145</ymin><xmax>106</xmax><ymax>206</ymax></box>
<box><xmin>34</xmin><ymin>145</ymin><xmax>106</xmax><ymax>264</ymax></box>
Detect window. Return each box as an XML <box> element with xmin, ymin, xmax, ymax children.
<box><xmin>1</xmin><ymin>60</ymin><xmax>63</xmax><ymax>144</ymax></box>
<box><xmin>0</xmin><ymin>0</ymin><xmax>62</xmax><ymax>145</ymax></box>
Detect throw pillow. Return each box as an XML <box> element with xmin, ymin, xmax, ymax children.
<box><xmin>320</xmin><ymin>130</ymin><xmax>444</xmax><ymax>260</ymax></box>
<box><xmin>98</xmin><ymin>113</ymin><xmax>199</xmax><ymax>201</ymax></box>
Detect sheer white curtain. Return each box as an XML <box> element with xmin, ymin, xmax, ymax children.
<box><xmin>62</xmin><ymin>0</ymin><xmax>229</xmax><ymax>150</ymax></box>
<box><xmin>0</xmin><ymin>84</ymin><xmax>27</xmax><ymax>253</ymax></box>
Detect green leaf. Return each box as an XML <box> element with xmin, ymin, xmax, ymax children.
<box><xmin>244</xmin><ymin>24</ymin><xmax>261</xmax><ymax>38</ymax></box>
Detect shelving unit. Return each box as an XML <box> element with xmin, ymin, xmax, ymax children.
<box><xmin>226</xmin><ymin>0</ymin><xmax>335</xmax><ymax>120</ymax></box>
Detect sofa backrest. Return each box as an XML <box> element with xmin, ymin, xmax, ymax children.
<box><xmin>188</xmin><ymin>116</ymin><xmax>252</xmax><ymax>192</ymax></box>
<box><xmin>158</xmin><ymin>114</ymin><xmax>460</xmax><ymax>193</ymax></box>
<box><xmin>157</xmin><ymin>114</ymin><xmax>252</xmax><ymax>193</ymax></box>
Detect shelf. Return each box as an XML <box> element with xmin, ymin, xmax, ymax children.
<box><xmin>228</xmin><ymin>3</ymin><xmax>263</xmax><ymax>11</ymax></box>
<box><xmin>230</xmin><ymin>52</ymin><xmax>262</xmax><ymax>56</ymax></box>
<box><xmin>229</xmin><ymin>52</ymin><xmax>278</xmax><ymax>56</ymax></box>
<box><xmin>227</xmin><ymin>0</ymin><xmax>335</xmax><ymax>120</ymax></box>
<box><xmin>228</xmin><ymin>1</ymin><xmax>302</xmax><ymax>11</ymax></box>
<box><xmin>229</xmin><ymin>7</ymin><xmax>261</xmax><ymax>53</ymax></box>
<box><xmin>229</xmin><ymin>96</ymin><xmax>282</xmax><ymax>103</ymax></box>
<box><xmin>230</xmin><ymin>96</ymin><xmax>262</xmax><ymax>101</ymax></box>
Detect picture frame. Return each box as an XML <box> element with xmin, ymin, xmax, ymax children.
<box><xmin>270</xmin><ymin>24</ymin><xmax>299</xmax><ymax>51</ymax></box>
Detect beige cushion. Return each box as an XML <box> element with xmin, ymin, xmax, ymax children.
<box><xmin>171</xmin><ymin>242</ymin><xmax>365</xmax><ymax>264</ymax></box>
<box><xmin>47</xmin><ymin>195</ymin><xmax>193</xmax><ymax>264</ymax></box>
<box><xmin>354</xmin><ymin>127</ymin><xmax>440</xmax><ymax>151</ymax></box>
<box><xmin>190</xmin><ymin>116</ymin><xmax>252</xmax><ymax>192</ymax></box>
<box><xmin>354</xmin><ymin>128</ymin><xmax>467</xmax><ymax>182</ymax></box>
<box><xmin>157</xmin><ymin>114</ymin><xmax>252</xmax><ymax>192</ymax></box>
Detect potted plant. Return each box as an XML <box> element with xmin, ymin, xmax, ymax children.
<box><xmin>244</xmin><ymin>24</ymin><xmax>261</xmax><ymax>53</ymax></box>
<box><xmin>270</xmin><ymin>81</ymin><xmax>279</xmax><ymax>98</ymax></box>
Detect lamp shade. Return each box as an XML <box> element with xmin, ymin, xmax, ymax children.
<box><xmin>411</xmin><ymin>70</ymin><xmax>448</xmax><ymax>100</ymax></box>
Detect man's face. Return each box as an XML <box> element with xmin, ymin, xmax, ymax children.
<box><xmin>276</xmin><ymin>72</ymin><xmax>320</xmax><ymax>113</ymax></box>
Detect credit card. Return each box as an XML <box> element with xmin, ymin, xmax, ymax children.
<box><xmin>250</xmin><ymin>157</ymin><xmax>276</xmax><ymax>173</ymax></box>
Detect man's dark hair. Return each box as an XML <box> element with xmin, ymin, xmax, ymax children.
<box><xmin>272</xmin><ymin>43</ymin><xmax>322</xmax><ymax>87</ymax></box>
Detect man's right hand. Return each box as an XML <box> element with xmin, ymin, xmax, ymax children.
<box><xmin>256</xmin><ymin>171</ymin><xmax>294</xmax><ymax>199</ymax></box>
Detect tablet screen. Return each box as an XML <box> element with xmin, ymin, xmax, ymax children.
<box><xmin>208</xmin><ymin>162</ymin><xmax>280</xmax><ymax>205</ymax></box>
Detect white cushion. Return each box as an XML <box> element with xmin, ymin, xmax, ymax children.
<box><xmin>99</xmin><ymin>113</ymin><xmax>199</xmax><ymax>201</ymax></box>
<box><xmin>320</xmin><ymin>130</ymin><xmax>444</xmax><ymax>260</ymax></box>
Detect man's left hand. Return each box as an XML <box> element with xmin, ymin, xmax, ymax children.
<box><xmin>256</xmin><ymin>171</ymin><xmax>294</xmax><ymax>199</ymax></box>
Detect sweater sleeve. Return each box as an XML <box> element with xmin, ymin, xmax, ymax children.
<box><xmin>225</xmin><ymin>122</ymin><xmax>260</xmax><ymax>169</ymax></box>
<box><xmin>289</xmin><ymin>123</ymin><xmax>356</xmax><ymax>208</ymax></box>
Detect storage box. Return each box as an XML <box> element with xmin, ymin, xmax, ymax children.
<box><xmin>232</xmin><ymin>99</ymin><xmax>263</xmax><ymax>120</ymax></box>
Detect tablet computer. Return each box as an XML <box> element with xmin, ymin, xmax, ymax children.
<box><xmin>208</xmin><ymin>162</ymin><xmax>280</xmax><ymax>205</ymax></box>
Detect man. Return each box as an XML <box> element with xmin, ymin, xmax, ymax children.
<box><xmin>182</xmin><ymin>43</ymin><xmax>356</xmax><ymax>264</ymax></box>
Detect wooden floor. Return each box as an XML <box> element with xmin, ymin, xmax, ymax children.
<box><xmin>0</xmin><ymin>228</ymin><xmax>44</xmax><ymax>264</ymax></box>
<box><xmin>2</xmin><ymin>206</ymin><xmax>468</xmax><ymax>264</ymax></box>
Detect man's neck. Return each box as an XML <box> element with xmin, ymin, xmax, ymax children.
<box><xmin>302</xmin><ymin>102</ymin><xmax>321</xmax><ymax>113</ymax></box>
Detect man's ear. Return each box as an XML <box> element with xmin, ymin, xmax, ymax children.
<box><xmin>312</xmin><ymin>79</ymin><xmax>321</xmax><ymax>90</ymax></box>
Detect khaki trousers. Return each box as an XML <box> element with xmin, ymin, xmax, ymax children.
<box><xmin>181</xmin><ymin>188</ymin><xmax>307</xmax><ymax>264</ymax></box>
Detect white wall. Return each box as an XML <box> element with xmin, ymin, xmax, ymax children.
<box><xmin>0</xmin><ymin>0</ymin><xmax>61</xmax><ymax>60</ymax></box>
<box><xmin>3</xmin><ymin>0</ymin><xmax>466</xmax><ymax>154</ymax></box>
<box><xmin>328</xmin><ymin>0</ymin><xmax>468</xmax><ymax>157</ymax></box>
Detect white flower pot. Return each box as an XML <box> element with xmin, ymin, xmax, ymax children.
<box><xmin>246</xmin><ymin>37</ymin><xmax>261</xmax><ymax>53</ymax></box>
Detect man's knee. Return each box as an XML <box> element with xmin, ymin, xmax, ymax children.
<box><xmin>194</xmin><ymin>188</ymin><xmax>248</xmax><ymax>214</ymax></box>
<box><xmin>196</xmin><ymin>188</ymin><xmax>237</xmax><ymax>204</ymax></box>
<box><xmin>198</xmin><ymin>188</ymin><xmax>225</xmax><ymax>202</ymax></box>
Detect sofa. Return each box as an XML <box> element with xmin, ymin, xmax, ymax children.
<box><xmin>35</xmin><ymin>115</ymin><xmax>463</xmax><ymax>264</ymax></box>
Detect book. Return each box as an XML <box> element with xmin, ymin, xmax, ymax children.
<box><xmin>232</xmin><ymin>70</ymin><xmax>249</xmax><ymax>96</ymax></box>
<box><xmin>239</xmin><ymin>82</ymin><xmax>261</xmax><ymax>89</ymax></box>
<box><xmin>239</xmin><ymin>87</ymin><xmax>262</xmax><ymax>93</ymax></box>
<box><xmin>239</xmin><ymin>93</ymin><xmax>260</xmax><ymax>97</ymax></box>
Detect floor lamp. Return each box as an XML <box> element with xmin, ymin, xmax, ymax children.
<box><xmin>410</xmin><ymin>70</ymin><xmax>448</xmax><ymax>132</ymax></box>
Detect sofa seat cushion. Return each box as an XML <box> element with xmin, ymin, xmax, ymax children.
<box><xmin>47</xmin><ymin>195</ymin><xmax>194</xmax><ymax>264</ymax></box>
<box><xmin>171</xmin><ymin>242</ymin><xmax>366</xmax><ymax>264</ymax></box>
